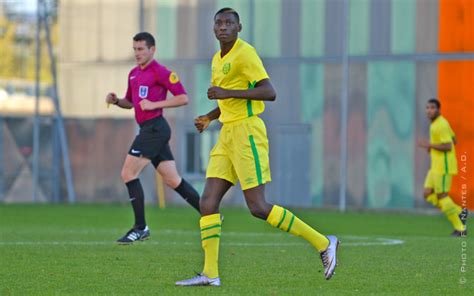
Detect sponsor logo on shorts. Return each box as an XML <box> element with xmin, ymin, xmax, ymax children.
<box><xmin>131</xmin><ymin>149</ymin><xmax>141</xmax><ymax>155</ymax></box>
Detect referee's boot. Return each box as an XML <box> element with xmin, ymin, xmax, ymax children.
<box><xmin>116</xmin><ymin>225</ymin><xmax>150</xmax><ymax>244</ymax></box>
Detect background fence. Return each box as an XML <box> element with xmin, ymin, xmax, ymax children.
<box><xmin>0</xmin><ymin>0</ymin><xmax>473</xmax><ymax>210</ymax></box>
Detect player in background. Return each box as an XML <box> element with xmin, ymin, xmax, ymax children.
<box><xmin>176</xmin><ymin>8</ymin><xmax>339</xmax><ymax>287</ymax></box>
<box><xmin>418</xmin><ymin>98</ymin><xmax>467</xmax><ymax>236</ymax></box>
<box><xmin>105</xmin><ymin>32</ymin><xmax>200</xmax><ymax>244</ymax></box>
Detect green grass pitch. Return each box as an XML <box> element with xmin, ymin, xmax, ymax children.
<box><xmin>0</xmin><ymin>204</ymin><xmax>472</xmax><ymax>295</ymax></box>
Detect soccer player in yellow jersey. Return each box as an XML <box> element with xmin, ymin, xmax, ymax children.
<box><xmin>418</xmin><ymin>98</ymin><xmax>467</xmax><ymax>237</ymax></box>
<box><xmin>176</xmin><ymin>8</ymin><xmax>339</xmax><ymax>287</ymax></box>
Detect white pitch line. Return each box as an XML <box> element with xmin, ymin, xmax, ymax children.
<box><xmin>0</xmin><ymin>228</ymin><xmax>407</xmax><ymax>240</ymax></box>
<box><xmin>0</xmin><ymin>237</ymin><xmax>404</xmax><ymax>247</ymax></box>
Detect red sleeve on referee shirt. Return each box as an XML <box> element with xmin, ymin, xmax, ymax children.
<box><xmin>124</xmin><ymin>71</ymin><xmax>133</xmax><ymax>102</ymax></box>
<box><xmin>155</xmin><ymin>64</ymin><xmax>187</xmax><ymax>96</ymax></box>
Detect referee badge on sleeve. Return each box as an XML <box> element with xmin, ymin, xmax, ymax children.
<box><xmin>139</xmin><ymin>85</ymin><xmax>148</xmax><ymax>98</ymax></box>
<box><xmin>169</xmin><ymin>72</ymin><xmax>180</xmax><ymax>84</ymax></box>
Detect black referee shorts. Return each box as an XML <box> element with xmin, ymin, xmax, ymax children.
<box><xmin>128</xmin><ymin>116</ymin><xmax>174</xmax><ymax>168</ymax></box>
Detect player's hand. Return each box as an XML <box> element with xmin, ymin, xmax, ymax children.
<box><xmin>207</xmin><ymin>86</ymin><xmax>229</xmax><ymax>100</ymax></box>
<box><xmin>194</xmin><ymin>115</ymin><xmax>211</xmax><ymax>133</ymax></box>
<box><xmin>105</xmin><ymin>92</ymin><xmax>119</xmax><ymax>105</ymax></box>
<box><xmin>139</xmin><ymin>99</ymin><xmax>156</xmax><ymax>111</ymax></box>
<box><xmin>417</xmin><ymin>139</ymin><xmax>431</xmax><ymax>152</ymax></box>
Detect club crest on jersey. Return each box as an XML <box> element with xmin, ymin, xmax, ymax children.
<box><xmin>169</xmin><ymin>72</ymin><xmax>180</xmax><ymax>84</ymax></box>
<box><xmin>222</xmin><ymin>63</ymin><xmax>231</xmax><ymax>75</ymax></box>
<box><xmin>139</xmin><ymin>86</ymin><xmax>148</xmax><ymax>98</ymax></box>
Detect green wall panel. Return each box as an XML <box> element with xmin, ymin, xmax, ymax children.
<box><xmin>367</xmin><ymin>62</ymin><xmax>415</xmax><ymax>208</ymax></box>
<box><xmin>253</xmin><ymin>0</ymin><xmax>281</xmax><ymax>57</ymax></box>
<box><xmin>349</xmin><ymin>0</ymin><xmax>369</xmax><ymax>55</ymax></box>
<box><xmin>391</xmin><ymin>0</ymin><xmax>416</xmax><ymax>54</ymax></box>
<box><xmin>300</xmin><ymin>0</ymin><xmax>325</xmax><ymax>57</ymax></box>
<box><xmin>300</xmin><ymin>63</ymin><xmax>324</xmax><ymax>205</ymax></box>
<box><xmin>156</xmin><ymin>0</ymin><xmax>177</xmax><ymax>59</ymax></box>
<box><xmin>194</xmin><ymin>64</ymin><xmax>216</xmax><ymax>116</ymax></box>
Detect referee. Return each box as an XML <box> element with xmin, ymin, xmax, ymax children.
<box><xmin>105</xmin><ymin>32</ymin><xmax>200</xmax><ymax>244</ymax></box>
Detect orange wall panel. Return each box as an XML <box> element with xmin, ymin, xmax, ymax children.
<box><xmin>439</xmin><ymin>0</ymin><xmax>474</xmax><ymax>52</ymax></box>
<box><xmin>438</xmin><ymin>61</ymin><xmax>474</xmax><ymax>209</ymax></box>
<box><xmin>438</xmin><ymin>0</ymin><xmax>474</xmax><ymax>209</ymax></box>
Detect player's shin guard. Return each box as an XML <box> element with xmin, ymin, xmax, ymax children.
<box><xmin>426</xmin><ymin>193</ymin><xmax>439</xmax><ymax>208</ymax></box>
<box><xmin>266</xmin><ymin>205</ymin><xmax>329</xmax><ymax>252</ymax></box>
<box><xmin>439</xmin><ymin>196</ymin><xmax>465</xmax><ymax>231</ymax></box>
<box><xmin>126</xmin><ymin>179</ymin><xmax>146</xmax><ymax>229</ymax></box>
<box><xmin>200</xmin><ymin>214</ymin><xmax>222</xmax><ymax>279</ymax></box>
<box><xmin>174</xmin><ymin>179</ymin><xmax>201</xmax><ymax>213</ymax></box>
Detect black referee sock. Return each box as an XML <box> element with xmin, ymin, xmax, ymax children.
<box><xmin>126</xmin><ymin>178</ymin><xmax>146</xmax><ymax>229</ymax></box>
<box><xmin>174</xmin><ymin>179</ymin><xmax>201</xmax><ymax>213</ymax></box>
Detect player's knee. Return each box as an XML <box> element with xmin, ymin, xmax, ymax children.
<box><xmin>199</xmin><ymin>196</ymin><xmax>218</xmax><ymax>216</ymax></box>
<box><xmin>163</xmin><ymin>174</ymin><xmax>181</xmax><ymax>189</ymax></box>
<box><xmin>121</xmin><ymin>169</ymin><xmax>137</xmax><ymax>183</ymax></box>
<box><xmin>247</xmin><ymin>202</ymin><xmax>271</xmax><ymax>220</ymax></box>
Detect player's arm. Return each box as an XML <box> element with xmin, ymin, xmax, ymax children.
<box><xmin>430</xmin><ymin>124</ymin><xmax>454</xmax><ymax>151</ymax></box>
<box><xmin>428</xmin><ymin>143</ymin><xmax>452</xmax><ymax>151</ymax></box>
<box><xmin>207</xmin><ymin>79</ymin><xmax>276</xmax><ymax>101</ymax></box>
<box><xmin>418</xmin><ymin>123</ymin><xmax>455</xmax><ymax>152</ymax></box>
<box><xmin>105</xmin><ymin>93</ymin><xmax>133</xmax><ymax>109</ymax></box>
<box><xmin>417</xmin><ymin>140</ymin><xmax>452</xmax><ymax>151</ymax></box>
<box><xmin>139</xmin><ymin>94</ymin><xmax>188</xmax><ymax>111</ymax></box>
<box><xmin>194</xmin><ymin>107</ymin><xmax>221</xmax><ymax>133</ymax></box>
<box><xmin>418</xmin><ymin>140</ymin><xmax>453</xmax><ymax>152</ymax></box>
<box><xmin>204</xmin><ymin>106</ymin><xmax>221</xmax><ymax>121</ymax></box>
<box><xmin>140</xmin><ymin>69</ymin><xmax>189</xmax><ymax>111</ymax></box>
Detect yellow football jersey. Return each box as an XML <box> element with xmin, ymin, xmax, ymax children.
<box><xmin>211</xmin><ymin>38</ymin><xmax>269</xmax><ymax>123</ymax></box>
<box><xmin>430</xmin><ymin>116</ymin><xmax>457</xmax><ymax>175</ymax></box>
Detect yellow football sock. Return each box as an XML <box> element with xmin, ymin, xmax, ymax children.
<box><xmin>266</xmin><ymin>205</ymin><xmax>329</xmax><ymax>252</ymax></box>
<box><xmin>200</xmin><ymin>214</ymin><xmax>221</xmax><ymax>278</ymax></box>
<box><xmin>426</xmin><ymin>193</ymin><xmax>439</xmax><ymax>208</ymax></box>
<box><xmin>439</xmin><ymin>197</ymin><xmax>465</xmax><ymax>231</ymax></box>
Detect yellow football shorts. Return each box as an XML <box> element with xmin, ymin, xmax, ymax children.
<box><xmin>424</xmin><ymin>170</ymin><xmax>453</xmax><ymax>194</ymax></box>
<box><xmin>206</xmin><ymin>116</ymin><xmax>271</xmax><ymax>190</ymax></box>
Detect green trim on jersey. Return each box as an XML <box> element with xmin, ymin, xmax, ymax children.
<box><xmin>247</xmin><ymin>81</ymin><xmax>257</xmax><ymax>117</ymax></box>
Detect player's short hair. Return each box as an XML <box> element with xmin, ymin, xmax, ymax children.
<box><xmin>428</xmin><ymin>98</ymin><xmax>441</xmax><ymax>109</ymax></box>
<box><xmin>215</xmin><ymin>7</ymin><xmax>240</xmax><ymax>23</ymax></box>
<box><xmin>133</xmin><ymin>32</ymin><xmax>155</xmax><ymax>48</ymax></box>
